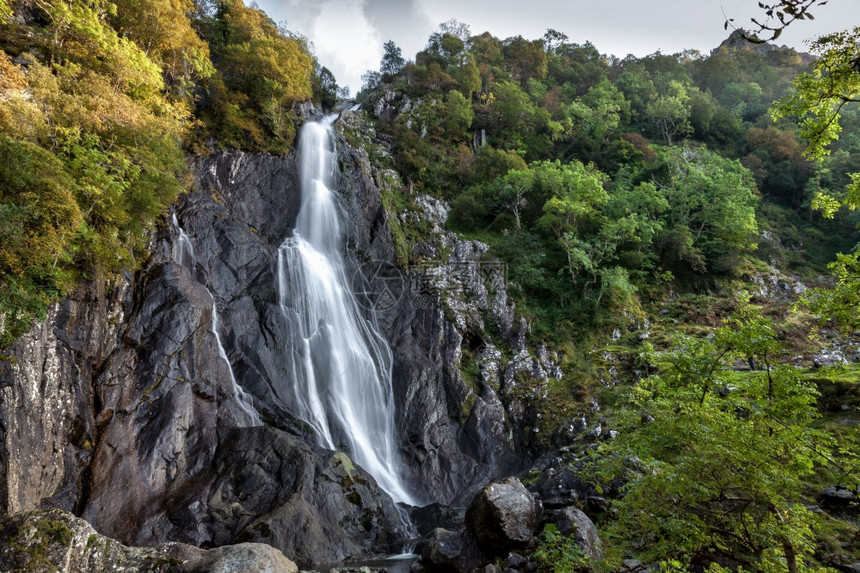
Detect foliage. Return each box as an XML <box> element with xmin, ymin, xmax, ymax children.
<box><xmin>0</xmin><ymin>138</ymin><xmax>82</xmax><ymax>345</ymax></box>
<box><xmin>111</xmin><ymin>0</ymin><xmax>215</xmax><ymax>101</ymax></box>
<box><xmin>797</xmin><ymin>250</ymin><xmax>860</xmax><ymax>334</ymax></box>
<box><xmin>774</xmin><ymin>27</ymin><xmax>860</xmax><ymax>213</ymax></box>
<box><xmin>380</xmin><ymin>40</ymin><xmax>405</xmax><ymax>79</ymax></box>
<box><xmin>775</xmin><ymin>27</ymin><xmax>860</xmax><ymax>336</ymax></box>
<box><xmin>592</xmin><ymin>299</ymin><xmax>839</xmax><ymax>571</ymax></box>
<box><xmin>0</xmin><ymin>0</ymin><xmax>317</xmax><ymax>344</ymax></box>
<box><xmin>194</xmin><ymin>0</ymin><xmax>314</xmax><ymax>153</ymax></box>
<box><xmin>654</xmin><ymin>146</ymin><xmax>759</xmax><ymax>273</ymax></box>
<box><xmin>532</xmin><ymin>524</ymin><xmax>590</xmax><ymax>573</ymax></box>
<box><xmin>727</xmin><ymin>0</ymin><xmax>828</xmax><ymax>43</ymax></box>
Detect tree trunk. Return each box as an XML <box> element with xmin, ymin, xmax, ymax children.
<box><xmin>783</xmin><ymin>539</ymin><xmax>798</xmax><ymax>573</ymax></box>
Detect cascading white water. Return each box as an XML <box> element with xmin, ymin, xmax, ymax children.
<box><xmin>277</xmin><ymin>117</ymin><xmax>416</xmax><ymax>506</ymax></box>
<box><xmin>170</xmin><ymin>215</ymin><xmax>262</xmax><ymax>427</ymax></box>
<box><xmin>171</xmin><ymin>214</ymin><xmax>196</xmax><ymax>269</ymax></box>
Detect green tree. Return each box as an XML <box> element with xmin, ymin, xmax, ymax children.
<box><xmin>593</xmin><ymin>300</ymin><xmax>836</xmax><ymax>571</ymax></box>
<box><xmin>380</xmin><ymin>40</ymin><xmax>405</xmax><ymax>78</ymax></box>
<box><xmin>111</xmin><ymin>0</ymin><xmax>215</xmax><ymax>100</ymax></box>
<box><xmin>773</xmin><ymin>27</ymin><xmax>860</xmax><ymax>211</ymax></box>
<box><xmin>774</xmin><ymin>27</ymin><xmax>860</xmax><ymax>332</ymax></box>
<box><xmin>645</xmin><ymin>80</ymin><xmax>692</xmax><ymax>146</ymax></box>
<box><xmin>656</xmin><ymin>146</ymin><xmax>759</xmax><ymax>273</ymax></box>
<box><xmin>197</xmin><ymin>0</ymin><xmax>314</xmax><ymax>152</ymax></box>
<box><xmin>443</xmin><ymin>89</ymin><xmax>474</xmax><ymax>141</ymax></box>
<box><xmin>502</xmin><ymin>35</ymin><xmax>548</xmax><ymax>86</ymax></box>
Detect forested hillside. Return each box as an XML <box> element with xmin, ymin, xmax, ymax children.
<box><xmin>359</xmin><ymin>24</ymin><xmax>859</xmax><ymax>336</ymax></box>
<box><xmin>357</xmin><ymin>21</ymin><xmax>860</xmax><ymax>571</ymax></box>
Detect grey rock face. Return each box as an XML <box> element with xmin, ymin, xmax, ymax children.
<box><xmin>0</xmin><ymin>280</ymin><xmax>126</xmax><ymax>515</ymax></box>
<box><xmin>465</xmin><ymin>477</ymin><xmax>537</xmax><ymax>556</ymax></box>
<box><xmin>0</xmin><ymin>109</ymin><xmax>534</xmax><ymax>563</ymax></box>
<box><xmin>552</xmin><ymin>507</ymin><xmax>603</xmax><ymax>561</ymax></box>
<box><xmin>335</xmin><ymin>111</ymin><xmax>526</xmax><ymax>505</ymax></box>
<box><xmin>0</xmin><ymin>508</ymin><xmax>298</xmax><ymax>573</ymax></box>
<box><xmin>813</xmin><ymin>349</ymin><xmax>848</xmax><ymax>368</ymax></box>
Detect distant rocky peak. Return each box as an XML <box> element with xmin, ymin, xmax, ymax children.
<box><xmin>712</xmin><ymin>29</ymin><xmax>816</xmax><ymax>63</ymax></box>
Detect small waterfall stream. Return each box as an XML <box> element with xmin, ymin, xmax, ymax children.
<box><xmin>170</xmin><ymin>215</ymin><xmax>262</xmax><ymax>427</ymax></box>
<box><xmin>277</xmin><ymin>116</ymin><xmax>416</xmax><ymax>506</ymax></box>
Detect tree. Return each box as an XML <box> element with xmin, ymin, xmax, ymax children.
<box><xmin>380</xmin><ymin>40</ymin><xmax>405</xmax><ymax>78</ymax></box>
<box><xmin>651</xmin><ymin>146</ymin><xmax>759</xmax><ymax>274</ymax></box>
<box><xmin>645</xmin><ymin>80</ymin><xmax>692</xmax><ymax>146</ymax></box>
<box><xmin>111</xmin><ymin>0</ymin><xmax>215</xmax><ymax>99</ymax></box>
<box><xmin>772</xmin><ymin>27</ymin><xmax>860</xmax><ymax>211</ymax></box>
<box><xmin>774</xmin><ymin>27</ymin><xmax>860</xmax><ymax>332</ymax></box>
<box><xmin>502</xmin><ymin>36</ymin><xmax>548</xmax><ymax>86</ymax></box>
<box><xmin>593</xmin><ymin>299</ymin><xmax>835</xmax><ymax>571</ymax></box>
<box><xmin>443</xmin><ymin>90</ymin><xmax>474</xmax><ymax>141</ymax></box>
<box><xmin>196</xmin><ymin>0</ymin><xmax>314</xmax><ymax>152</ymax></box>
<box><xmin>726</xmin><ymin>0</ymin><xmax>828</xmax><ymax>43</ymax></box>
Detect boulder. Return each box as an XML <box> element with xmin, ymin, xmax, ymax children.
<box><xmin>552</xmin><ymin>507</ymin><xmax>602</xmax><ymax>561</ymax></box>
<box><xmin>0</xmin><ymin>508</ymin><xmax>298</xmax><ymax>573</ymax></box>
<box><xmin>820</xmin><ymin>486</ymin><xmax>858</xmax><ymax>509</ymax></box>
<box><xmin>813</xmin><ymin>349</ymin><xmax>848</xmax><ymax>368</ymax></box>
<box><xmin>416</xmin><ymin>528</ymin><xmax>481</xmax><ymax>572</ymax></box>
<box><xmin>465</xmin><ymin>478</ymin><xmax>537</xmax><ymax>555</ymax></box>
<box><xmin>178</xmin><ymin>543</ymin><xmax>299</xmax><ymax>573</ymax></box>
<box><xmin>411</xmin><ymin>503</ymin><xmax>465</xmax><ymax>537</ymax></box>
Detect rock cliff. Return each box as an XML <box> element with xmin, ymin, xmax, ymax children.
<box><xmin>0</xmin><ymin>108</ymin><xmax>540</xmax><ymax>565</ymax></box>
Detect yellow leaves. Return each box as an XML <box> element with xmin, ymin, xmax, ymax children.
<box><xmin>112</xmin><ymin>0</ymin><xmax>214</xmax><ymax>89</ymax></box>
<box><xmin>45</xmin><ymin>0</ymin><xmax>165</xmax><ymax>106</ymax></box>
<box><xmin>0</xmin><ymin>52</ymin><xmax>25</xmax><ymax>90</ymax></box>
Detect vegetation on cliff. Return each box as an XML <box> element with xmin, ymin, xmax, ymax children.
<box><xmin>0</xmin><ymin>0</ymin><xmax>327</xmax><ymax>345</ymax></box>
<box><xmin>359</xmin><ymin>17</ymin><xmax>860</xmax><ymax>571</ymax></box>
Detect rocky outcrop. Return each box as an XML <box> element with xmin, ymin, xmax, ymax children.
<box><xmin>416</xmin><ymin>528</ymin><xmax>482</xmax><ymax>572</ymax></box>
<box><xmin>0</xmin><ymin>508</ymin><xmax>298</xmax><ymax>573</ymax></box>
<box><xmin>335</xmin><ymin>110</ymin><xmax>530</xmax><ymax>504</ymax></box>
<box><xmin>465</xmin><ymin>477</ymin><xmax>538</xmax><ymax>556</ymax></box>
<box><xmin>0</xmin><ymin>107</ymin><xmax>536</xmax><ymax>564</ymax></box>
<box><xmin>0</xmin><ymin>279</ymin><xmax>126</xmax><ymax>515</ymax></box>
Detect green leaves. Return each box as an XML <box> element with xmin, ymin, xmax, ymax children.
<box><xmin>594</xmin><ymin>301</ymin><xmax>831</xmax><ymax>570</ymax></box>
<box><xmin>773</xmin><ymin>27</ymin><xmax>860</xmax><ymax>162</ymax></box>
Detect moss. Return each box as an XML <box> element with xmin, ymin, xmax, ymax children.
<box><xmin>85</xmin><ymin>533</ymin><xmax>100</xmax><ymax>550</ymax></box>
<box><xmin>460</xmin><ymin>391</ymin><xmax>477</xmax><ymax>421</ymax></box>
<box><xmin>142</xmin><ymin>374</ymin><xmax>164</xmax><ymax>400</ymax></box>
<box><xmin>8</xmin><ymin>516</ymin><xmax>74</xmax><ymax>569</ymax></box>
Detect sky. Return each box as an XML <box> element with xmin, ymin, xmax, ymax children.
<box><xmin>252</xmin><ymin>0</ymin><xmax>860</xmax><ymax>96</ymax></box>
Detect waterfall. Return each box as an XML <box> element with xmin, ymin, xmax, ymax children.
<box><xmin>170</xmin><ymin>215</ymin><xmax>262</xmax><ymax>428</ymax></box>
<box><xmin>277</xmin><ymin>117</ymin><xmax>416</xmax><ymax>506</ymax></box>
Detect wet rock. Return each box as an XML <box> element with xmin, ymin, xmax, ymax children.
<box><xmin>0</xmin><ymin>109</ymin><xmax>533</xmax><ymax>565</ymax></box>
<box><xmin>410</xmin><ymin>503</ymin><xmax>465</xmax><ymax>537</ymax></box>
<box><xmin>466</xmin><ymin>478</ymin><xmax>537</xmax><ymax>555</ymax></box>
<box><xmin>417</xmin><ymin>528</ymin><xmax>481</xmax><ymax>572</ymax></box>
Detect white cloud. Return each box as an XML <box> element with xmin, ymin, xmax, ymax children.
<box><xmin>309</xmin><ymin>0</ymin><xmax>382</xmax><ymax>94</ymax></box>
